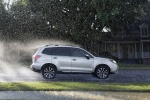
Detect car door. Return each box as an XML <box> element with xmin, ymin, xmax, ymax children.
<box><xmin>51</xmin><ymin>47</ymin><xmax>71</xmax><ymax>72</ymax></box>
<box><xmin>70</xmin><ymin>48</ymin><xmax>94</xmax><ymax>73</ymax></box>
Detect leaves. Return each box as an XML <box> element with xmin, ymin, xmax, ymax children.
<box><xmin>0</xmin><ymin>0</ymin><xmax>148</xmax><ymax>51</ymax></box>
<box><xmin>92</xmin><ymin>0</ymin><xmax>147</xmax><ymax>32</ymax></box>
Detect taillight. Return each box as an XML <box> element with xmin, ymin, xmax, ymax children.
<box><xmin>33</xmin><ymin>55</ymin><xmax>41</xmax><ymax>62</ymax></box>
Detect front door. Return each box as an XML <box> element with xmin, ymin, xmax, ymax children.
<box><xmin>70</xmin><ymin>48</ymin><xmax>94</xmax><ymax>72</ymax></box>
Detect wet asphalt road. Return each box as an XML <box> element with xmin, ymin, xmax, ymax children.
<box><xmin>0</xmin><ymin>66</ymin><xmax>150</xmax><ymax>100</ymax></box>
<box><xmin>0</xmin><ymin>65</ymin><xmax>150</xmax><ymax>83</ymax></box>
<box><xmin>49</xmin><ymin>69</ymin><xmax>150</xmax><ymax>83</ymax></box>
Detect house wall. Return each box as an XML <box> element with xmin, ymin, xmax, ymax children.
<box><xmin>104</xmin><ymin>42</ymin><xmax>150</xmax><ymax>64</ymax></box>
<box><xmin>102</xmin><ymin>20</ymin><xmax>150</xmax><ymax>64</ymax></box>
<box><xmin>105</xmin><ymin>43</ymin><xmax>118</xmax><ymax>57</ymax></box>
<box><xmin>143</xmin><ymin>42</ymin><xmax>150</xmax><ymax>58</ymax></box>
<box><xmin>142</xmin><ymin>58</ymin><xmax>150</xmax><ymax>64</ymax></box>
<box><xmin>105</xmin><ymin>43</ymin><xmax>137</xmax><ymax>59</ymax></box>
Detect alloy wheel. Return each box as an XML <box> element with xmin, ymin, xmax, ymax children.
<box><xmin>42</xmin><ymin>66</ymin><xmax>56</xmax><ymax>79</ymax></box>
<box><xmin>96</xmin><ymin>66</ymin><xmax>109</xmax><ymax>79</ymax></box>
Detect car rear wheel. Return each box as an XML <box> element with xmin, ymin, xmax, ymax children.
<box><xmin>95</xmin><ymin>65</ymin><xmax>110</xmax><ymax>79</ymax></box>
<box><xmin>42</xmin><ymin>65</ymin><xmax>56</xmax><ymax>79</ymax></box>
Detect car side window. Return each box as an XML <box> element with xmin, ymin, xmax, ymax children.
<box><xmin>53</xmin><ymin>47</ymin><xmax>71</xmax><ymax>56</ymax></box>
<box><xmin>71</xmin><ymin>48</ymin><xmax>92</xmax><ymax>57</ymax></box>
<box><xmin>42</xmin><ymin>48</ymin><xmax>54</xmax><ymax>55</ymax></box>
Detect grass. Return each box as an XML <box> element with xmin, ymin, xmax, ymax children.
<box><xmin>0</xmin><ymin>82</ymin><xmax>150</xmax><ymax>92</ymax></box>
<box><xmin>119</xmin><ymin>64</ymin><xmax>150</xmax><ymax>69</ymax></box>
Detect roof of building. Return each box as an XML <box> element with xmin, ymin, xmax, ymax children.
<box><xmin>103</xmin><ymin>19</ymin><xmax>150</xmax><ymax>42</ymax></box>
<box><xmin>130</xmin><ymin>19</ymin><xmax>150</xmax><ymax>31</ymax></box>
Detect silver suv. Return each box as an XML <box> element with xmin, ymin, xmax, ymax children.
<box><xmin>31</xmin><ymin>45</ymin><xmax>118</xmax><ymax>79</ymax></box>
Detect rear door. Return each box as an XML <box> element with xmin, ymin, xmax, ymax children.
<box><xmin>51</xmin><ymin>47</ymin><xmax>71</xmax><ymax>72</ymax></box>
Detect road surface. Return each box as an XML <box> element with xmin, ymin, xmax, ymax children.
<box><xmin>0</xmin><ymin>62</ymin><xmax>150</xmax><ymax>100</ymax></box>
<box><xmin>0</xmin><ymin>63</ymin><xmax>150</xmax><ymax>83</ymax></box>
<box><xmin>0</xmin><ymin>91</ymin><xmax>150</xmax><ymax>100</ymax></box>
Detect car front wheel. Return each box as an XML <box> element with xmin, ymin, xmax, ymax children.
<box><xmin>42</xmin><ymin>65</ymin><xmax>57</xmax><ymax>79</ymax></box>
<box><xmin>95</xmin><ymin>65</ymin><xmax>110</xmax><ymax>79</ymax></box>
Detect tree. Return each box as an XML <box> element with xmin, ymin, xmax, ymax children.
<box><xmin>0</xmin><ymin>0</ymin><xmax>11</xmax><ymax>41</ymax></box>
<box><xmin>92</xmin><ymin>0</ymin><xmax>147</xmax><ymax>32</ymax></box>
<box><xmin>0</xmin><ymin>0</ymin><xmax>148</xmax><ymax>53</ymax></box>
<box><xmin>143</xmin><ymin>0</ymin><xmax>150</xmax><ymax>18</ymax></box>
<box><xmin>28</xmin><ymin>0</ymin><xmax>100</xmax><ymax>50</ymax></box>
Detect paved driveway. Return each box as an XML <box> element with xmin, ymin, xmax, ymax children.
<box><xmin>0</xmin><ymin>91</ymin><xmax>150</xmax><ymax>100</ymax></box>
<box><xmin>0</xmin><ymin>63</ymin><xmax>150</xmax><ymax>83</ymax></box>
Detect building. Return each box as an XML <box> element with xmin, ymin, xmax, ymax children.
<box><xmin>103</xmin><ymin>19</ymin><xmax>150</xmax><ymax>64</ymax></box>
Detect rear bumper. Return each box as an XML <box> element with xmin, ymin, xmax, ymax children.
<box><xmin>31</xmin><ymin>67</ymin><xmax>41</xmax><ymax>73</ymax></box>
<box><xmin>31</xmin><ymin>63</ymin><xmax>43</xmax><ymax>72</ymax></box>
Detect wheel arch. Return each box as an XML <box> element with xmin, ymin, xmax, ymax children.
<box><xmin>95</xmin><ymin>64</ymin><xmax>110</xmax><ymax>73</ymax></box>
<box><xmin>41</xmin><ymin>63</ymin><xmax>57</xmax><ymax>71</ymax></box>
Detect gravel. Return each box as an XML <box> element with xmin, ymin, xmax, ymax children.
<box><xmin>0</xmin><ymin>91</ymin><xmax>150</xmax><ymax>100</ymax></box>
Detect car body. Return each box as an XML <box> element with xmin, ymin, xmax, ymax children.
<box><xmin>31</xmin><ymin>45</ymin><xmax>118</xmax><ymax>79</ymax></box>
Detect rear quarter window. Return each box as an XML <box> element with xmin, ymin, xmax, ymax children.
<box><xmin>42</xmin><ymin>48</ymin><xmax>54</xmax><ymax>55</ymax></box>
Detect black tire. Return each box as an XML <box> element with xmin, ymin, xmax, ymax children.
<box><xmin>92</xmin><ymin>72</ymin><xmax>97</xmax><ymax>77</ymax></box>
<box><xmin>42</xmin><ymin>65</ymin><xmax>57</xmax><ymax>79</ymax></box>
<box><xmin>95</xmin><ymin>65</ymin><xmax>110</xmax><ymax>79</ymax></box>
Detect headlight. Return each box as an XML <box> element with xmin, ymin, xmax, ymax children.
<box><xmin>110</xmin><ymin>59</ymin><xmax>117</xmax><ymax>64</ymax></box>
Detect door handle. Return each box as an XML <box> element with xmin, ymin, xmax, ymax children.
<box><xmin>72</xmin><ymin>58</ymin><xmax>76</xmax><ymax>61</ymax></box>
<box><xmin>53</xmin><ymin>57</ymin><xmax>57</xmax><ymax>59</ymax></box>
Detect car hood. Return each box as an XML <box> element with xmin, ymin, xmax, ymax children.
<box><xmin>94</xmin><ymin>56</ymin><xmax>110</xmax><ymax>61</ymax></box>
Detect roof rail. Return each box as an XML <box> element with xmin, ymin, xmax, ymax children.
<box><xmin>44</xmin><ymin>44</ymin><xmax>59</xmax><ymax>47</ymax></box>
<box><xmin>44</xmin><ymin>44</ymin><xmax>78</xmax><ymax>47</ymax></box>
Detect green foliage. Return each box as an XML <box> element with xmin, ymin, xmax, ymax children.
<box><xmin>92</xmin><ymin>0</ymin><xmax>147</xmax><ymax>32</ymax></box>
<box><xmin>119</xmin><ymin>64</ymin><xmax>150</xmax><ymax>69</ymax></box>
<box><xmin>0</xmin><ymin>1</ymin><xmax>12</xmax><ymax>41</ymax></box>
<box><xmin>0</xmin><ymin>0</ymin><xmax>148</xmax><ymax>50</ymax></box>
<box><xmin>27</xmin><ymin>0</ymin><xmax>101</xmax><ymax>50</ymax></box>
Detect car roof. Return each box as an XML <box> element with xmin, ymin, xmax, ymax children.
<box><xmin>36</xmin><ymin>44</ymin><xmax>94</xmax><ymax>57</ymax></box>
<box><xmin>43</xmin><ymin>44</ymin><xmax>79</xmax><ymax>48</ymax></box>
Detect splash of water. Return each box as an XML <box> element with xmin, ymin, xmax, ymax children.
<box><xmin>0</xmin><ymin>39</ymin><xmax>78</xmax><ymax>82</ymax></box>
<box><xmin>0</xmin><ymin>39</ymin><xmax>78</xmax><ymax>63</ymax></box>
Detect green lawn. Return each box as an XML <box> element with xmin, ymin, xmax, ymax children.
<box><xmin>0</xmin><ymin>82</ymin><xmax>150</xmax><ymax>92</ymax></box>
<box><xmin>119</xmin><ymin>64</ymin><xmax>150</xmax><ymax>69</ymax></box>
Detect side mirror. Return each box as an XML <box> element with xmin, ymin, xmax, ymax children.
<box><xmin>85</xmin><ymin>54</ymin><xmax>90</xmax><ymax>59</ymax></box>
